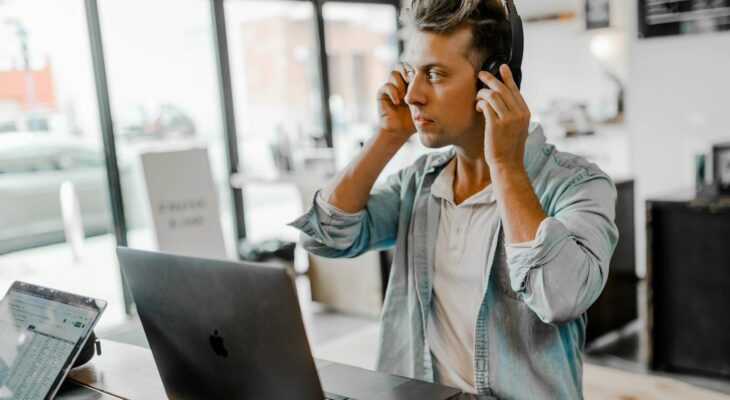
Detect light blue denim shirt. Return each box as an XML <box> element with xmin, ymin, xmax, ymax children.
<box><xmin>289</xmin><ymin>123</ymin><xmax>618</xmax><ymax>399</ymax></box>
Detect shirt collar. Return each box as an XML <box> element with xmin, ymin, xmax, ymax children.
<box><xmin>431</xmin><ymin>158</ymin><xmax>496</xmax><ymax>206</ymax></box>
<box><xmin>431</xmin><ymin>158</ymin><xmax>455</xmax><ymax>202</ymax></box>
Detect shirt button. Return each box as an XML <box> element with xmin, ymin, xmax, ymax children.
<box><xmin>456</xmin><ymin>227</ymin><xmax>462</xmax><ymax>233</ymax></box>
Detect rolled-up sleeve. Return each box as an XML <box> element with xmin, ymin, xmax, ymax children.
<box><xmin>288</xmin><ymin>171</ymin><xmax>403</xmax><ymax>258</ymax></box>
<box><xmin>504</xmin><ymin>174</ymin><xmax>619</xmax><ymax>325</ymax></box>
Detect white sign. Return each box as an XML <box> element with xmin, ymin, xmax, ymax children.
<box><xmin>141</xmin><ymin>148</ymin><xmax>228</xmax><ymax>260</ymax></box>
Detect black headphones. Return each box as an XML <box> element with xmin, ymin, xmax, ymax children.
<box><xmin>478</xmin><ymin>0</ymin><xmax>524</xmax><ymax>90</ymax></box>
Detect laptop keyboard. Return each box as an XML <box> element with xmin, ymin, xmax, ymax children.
<box><xmin>324</xmin><ymin>391</ymin><xmax>350</xmax><ymax>400</ymax></box>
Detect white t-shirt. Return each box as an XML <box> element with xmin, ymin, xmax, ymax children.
<box><xmin>426</xmin><ymin>159</ymin><xmax>501</xmax><ymax>393</ymax></box>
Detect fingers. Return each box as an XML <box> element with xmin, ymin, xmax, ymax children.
<box><xmin>396</xmin><ymin>62</ymin><xmax>410</xmax><ymax>84</ymax></box>
<box><xmin>499</xmin><ymin>64</ymin><xmax>529</xmax><ymax>110</ymax></box>
<box><xmin>387</xmin><ymin>64</ymin><xmax>409</xmax><ymax>98</ymax></box>
<box><xmin>476</xmin><ymin>65</ymin><xmax>531</xmax><ymax>121</ymax></box>
<box><xmin>379</xmin><ymin>83</ymin><xmax>403</xmax><ymax>105</ymax></box>
<box><xmin>477</xmin><ymin>70</ymin><xmax>519</xmax><ymax>113</ymax></box>
<box><xmin>499</xmin><ymin>64</ymin><xmax>519</xmax><ymax>91</ymax></box>
<box><xmin>477</xmin><ymin>87</ymin><xmax>510</xmax><ymax>119</ymax></box>
<box><xmin>476</xmin><ymin>99</ymin><xmax>498</xmax><ymax>128</ymax></box>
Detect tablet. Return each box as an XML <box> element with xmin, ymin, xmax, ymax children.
<box><xmin>0</xmin><ymin>281</ymin><xmax>106</xmax><ymax>400</ymax></box>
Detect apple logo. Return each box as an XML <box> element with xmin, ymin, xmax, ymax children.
<box><xmin>209</xmin><ymin>330</ymin><xmax>228</xmax><ymax>357</ymax></box>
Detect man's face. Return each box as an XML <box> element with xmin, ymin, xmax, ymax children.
<box><xmin>402</xmin><ymin>27</ymin><xmax>484</xmax><ymax>149</ymax></box>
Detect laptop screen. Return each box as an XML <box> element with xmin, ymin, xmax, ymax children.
<box><xmin>0</xmin><ymin>281</ymin><xmax>106</xmax><ymax>400</ymax></box>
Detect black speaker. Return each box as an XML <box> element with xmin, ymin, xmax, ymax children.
<box><xmin>646</xmin><ymin>197</ymin><xmax>730</xmax><ymax>378</ymax></box>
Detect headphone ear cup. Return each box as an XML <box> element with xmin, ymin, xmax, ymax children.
<box><xmin>478</xmin><ymin>57</ymin><xmax>508</xmax><ymax>89</ymax></box>
<box><xmin>485</xmin><ymin>58</ymin><xmax>504</xmax><ymax>78</ymax></box>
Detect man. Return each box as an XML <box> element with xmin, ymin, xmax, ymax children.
<box><xmin>290</xmin><ymin>0</ymin><xmax>618</xmax><ymax>398</ymax></box>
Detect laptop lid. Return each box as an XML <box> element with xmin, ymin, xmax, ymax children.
<box><xmin>116</xmin><ymin>246</ymin><xmax>324</xmax><ymax>399</ymax></box>
<box><xmin>0</xmin><ymin>281</ymin><xmax>106</xmax><ymax>400</ymax></box>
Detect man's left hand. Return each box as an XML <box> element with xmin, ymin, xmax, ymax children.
<box><xmin>476</xmin><ymin>64</ymin><xmax>531</xmax><ymax>170</ymax></box>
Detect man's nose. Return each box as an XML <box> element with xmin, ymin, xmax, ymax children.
<box><xmin>404</xmin><ymin>74</ymin><xmax>426</xmax><ymax>106</ymax></box>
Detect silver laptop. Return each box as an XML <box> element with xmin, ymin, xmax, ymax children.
<box><xmin>117</xmin><ymin>247</ymin><xmax>461</xmax><ymax>400</ymax></box>
<box><xmin>0</xmin><ymin>281</ymin><xmax>106</xmax><ymax>400</ymax></box>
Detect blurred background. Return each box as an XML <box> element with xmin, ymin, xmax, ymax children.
<box><xmin>1</xmin><ymin>0</ymin><xmax>729</xmax><ymax>398</ymax></box>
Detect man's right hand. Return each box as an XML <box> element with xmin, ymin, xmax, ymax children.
<box><xmin>376</xmin><ymin>63</ymin><xmax>416</xmax><ymax>142</ymax></box>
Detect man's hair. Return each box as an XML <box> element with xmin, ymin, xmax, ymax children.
<box><xmin>399</xmin><ymin>0</ymin><xmax>510</xmax><ymax>70</ymax></box>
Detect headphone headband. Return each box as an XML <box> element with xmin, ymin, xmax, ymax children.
<box><xmin>504</xmin><ymin>0</ymin><xmax>524</xmax><ymax>88</ymax></box>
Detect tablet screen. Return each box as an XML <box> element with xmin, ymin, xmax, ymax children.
<box><xmin>0</xmin><ymin>282</ymin><xmax>106</xmax><ymax>400</ymax></box>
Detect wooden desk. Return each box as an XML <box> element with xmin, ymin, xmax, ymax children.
<box><xmin>58</xmin><ymin>340</ymin><xmax>728</xmax><ymax>399</ymax></box>
<box><xmin>61</xmin><ymin>340</ymin><xmax>166</xmax><ymax>399</ymax></box>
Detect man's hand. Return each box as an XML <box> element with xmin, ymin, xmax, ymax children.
<box><xmin>376</xmin><ymin>63</ymin><xmax>417</xmax><ymax>143</ymax></box>
<box><xmin>476</xmin><ymin>64</ymin><xmax>545</xmax><ymax>244</ymax></box>
<box><xmin>475</xmin><ymin>64</ymin><xmax>531</xmax><ymax>169</ymax></box>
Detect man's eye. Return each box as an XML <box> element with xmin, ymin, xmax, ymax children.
<box><xmin>428</xmin><ymin>71</ymin><xmax>440</xmax><ymax>80</ymax></box>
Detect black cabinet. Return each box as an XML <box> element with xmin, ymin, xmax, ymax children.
<box><xmin>646</xmin><ymin>195</ymin><xmax>730</xmax><ymax>378</ymax></box>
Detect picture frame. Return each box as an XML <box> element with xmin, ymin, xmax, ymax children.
<box><xmin>586</xmin><ymin>0</ymin><xmax>610</xmax><ymax>30</ymax></box>
<box><xmin>713</xmin><ymin>143</ymin><xmax>730</xmax><ymax>195</ymax></box>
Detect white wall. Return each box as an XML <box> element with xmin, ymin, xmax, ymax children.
<box><xmin>521</xmin><ymin>19</ymin><xmax>621</xmax><ymax>118</ymax></box>
<box><xmin>630</xmin><ymin>33</ymin><xmax>730</xmax><ymax>195</ymax></box>
<box><xmin>623</xmin><ymin>1</ymin><xmax>730</xmax><ymax>275</ymax></box>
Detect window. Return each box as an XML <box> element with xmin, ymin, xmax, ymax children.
<box><xmin>323</xmin><ymin>2</ymin><xmax>399</xmax><ymax>169</ymax></box>
<box><xmin>99</xmin><ymin>0</ymin><xmax>237</xmax><ymax>255</ymax></box>
<box><xmin>225</xmin><ymin>1</ymin><xmax>325</xmax><ymax>242</ymax></box>
<box><xmin>0</xmin><ymin>0</ymin><xmax>125</xmax><ymax>330</ymax></box>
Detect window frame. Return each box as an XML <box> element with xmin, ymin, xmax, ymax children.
<box><xmin>83</xmin><ymin>0</ymin><xmax>400</xmax><ymax>313</ymax></box>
